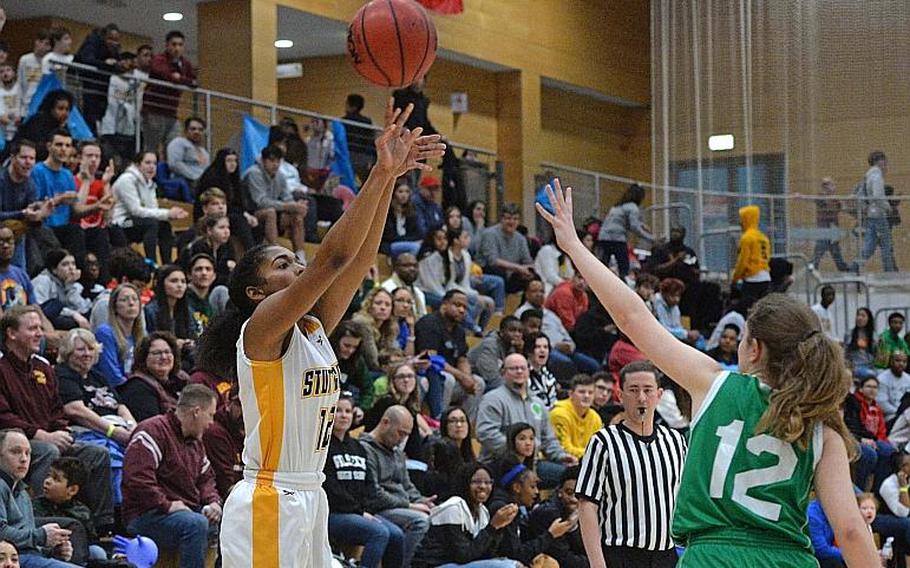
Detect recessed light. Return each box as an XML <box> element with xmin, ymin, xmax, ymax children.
<box><xmin>708</xmin><ymin>134</ymin><xmax>735</xmax><ymax>151</ymax></box>
<box><xmin>274</xmin><ymin>39</ymin><xmax>294</xmax><ymax>49</ymax></box>
<box><xmin>163</xmin><ymin>12</ymin><xmax>184</xmax><ymax>21</ymax></box>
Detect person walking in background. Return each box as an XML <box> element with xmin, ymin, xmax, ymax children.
<box><xmin>731</xmin><ymin>204</ymin><xmax>771</xmax><ymax>302</ymax></box>
<box><xmin>809</xmin><ymin>178</ymin><xmax>849</xmax><ymax>272</ymax></box>
<box><xmin>852</xmin><ymin>151</ymin><xmax>897</xmax><ymax>273</ymax></box>
<box><xmin>597</xmin><ymin>183</ymin><xmax>653</xmax><ymax>277</ymax></box>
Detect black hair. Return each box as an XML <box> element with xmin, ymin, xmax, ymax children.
<box><xmin>267</xmin><ymin>126</ymin><xmax>287</xmax><ymax>147</ymax></box>
<box><xmin>849</xmin><ymin>307</ymin><xmax>875</xmax><ymax>353</ymax></box>
<box><xmin>559</xmin><ymin>464</ymin><xmax>580</xmax><ymax>486</ymax></box>
<box><xmin>34</xmin><ymin>28</ymin><xmax>51</xmax><ymax>42</ymax></box>
<box><xmin>346</xmin><ymin>94</ymin><xmax>365</xmax><ymax>111</ymax></box>
<box><xmin>261</xmin><ymin>145</ymin><xmax>284</xmax><ymax>161</ymax></box>
<box><xmin>38</xmin><ymin>90</ymin><xmax>73</xmax><ymax>117</ymax></box>
<box><xmin>49</xmin><ymin>26</ymin><xmax>71</xmax><ymax>47</ymax></box>
<box><xmin>101</xmin><ymin>24</ymin><xmax>120</xmax><ymax>37</ymax></box>
<box><xmin>441</xmin><ymin>289</ymin><xmax>467</xmax><ymax>304</ymax></box>
<box><xmin>8</xmin><ymin>139</ymin><xmax>36</xmax><ymax>156</ymax></box>
<box><xmin>137</xmin><ymin>44</ymin><xmax>153</xmax><ymax>54</ymax></box>
<box><xmin>500</xmin><ymin>203</ymin><xmax>521</xmax><ymax>217</ymax></box>
<box><xmin>722</xmin><ymin>323</ymin><xmax>741</xmax><ymax>336</ymax></box>
<box><xmin>616</xmin><ymin>183</ymin><xmax>646</xmax><ymax>206</ymax></box>
<box><xmin>109</xmin><ymin>247</ymin><xmax>151</xmax><ymax>284</ymax></box>
<box><xmin>505</xmin><ymin>422</ymin><xmax>536</xmax><ymax>470</ymax></box>
<box><xmin>454</xmin><ymin>462</ymin><xmax>494</xmax><ymax>513</ymax></box>
<box><xmin>47</xmin><ymin>127</ymin><xmax>72</xmax><ymax>142</ymax></box>
<box><xmin>417</xmin><ymin>227</ymin><xmax>446</xmax><ymax>260</ymax></box>
<box><xmin>166</xmin><ymin>30</ymin><xmax>185</xmax><ymax>42</ymax></box>
<box><xmin>441</xmin><ymin>406</ymin><xmax>476</xmax><ymax>463</ymax></box>
<box><xmin>44</xmin><ymin>249</ymin><xmax>70</xmax><ymax>271</ymax></box>
<box><xmin>519</xmin><ymin>309</ymin><xmax>544</xmax><ymax>324</ymax></box>
<box><xmin>570</xmin><ymin>373</ymin><xmax>595</xmax><ymax>389</ymax></box>
<box><xmin>889</xmin><ymin>312</ymin><xmax>905</xmax><ymax>324</ymax></box>
<box><xmin>522</xmin><ymin>331</ymin><xmax>549</xmax><ymax>358</ymax></box>
<box><xmin>499</xmin><ymin>315</ymin><xmax>520</xmax><ymax>333</ymax></box>
<box><xmin>184</xmin><ymin>116</ymin><xmax>206</xmax><ymax>130</ymax></box>
<box><xmin>50</xmin><ymin>457</ymin><xmax>87</xmax><ymax>490</ymax></box>
<box><xmin>151</xmin><ymin>265</ymin><xmax>192</xmax><ymax>339</ymax></box>
<box><xmin>0</xmin><ymin>41</ymin><xmax>8</xmax><ymax>53</ymax></box>
<box><xmin>869</xmin><ymin>151</ymin><xmax>887</xmax><ymax>167</ymax></box>
<box><xmin>196</xmin><ymin>245</ymin><xmax>272</xmax><ymax>379</ymax></box>
<box><xmin>134</xmin><ymin>331</ymin><xmax>182</xmax><ymax>376</ymax></box>
<box><xmin>618</xmin><ymin>360</ymin><xmax>660</xmax><ymax>387</ymax></box>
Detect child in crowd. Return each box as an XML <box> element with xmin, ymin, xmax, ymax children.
<box><xmin>0</xmin><ymin>61</ymin><xmax>20</xmax><ymax>142</ymax></box>
<box><xmin>32</xmin><ymin>457</ymin><xmax>107</xmax><ymax>562</ymax></box>
<box><xmin>41</xmin><ymin>26</ymin><xmax>74</xmax><ymax>79</ymax></box>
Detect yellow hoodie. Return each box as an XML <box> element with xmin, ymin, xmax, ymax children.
<box><xmin>549</xmin><ymin>398</ymin><xmax>603</xmax><ymax>458</ymax></box>
<box><xmin>732</xmin><ymin>205</ymin><xmax>771</xmax><ymax>283</ymax></box>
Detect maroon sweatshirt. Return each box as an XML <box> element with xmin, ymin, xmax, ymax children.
<box><xmin>0</xmin><ymin>351</ymin><xmax>68</xmax><ymax>437</ymax></box>
<box><xmin>202</xmin><ymin>408</ymin><xmax>244</xmax><ymax>500</ymax></box>
<box><xmin>144</xmin><ymin>53</ymin><xmax>196</xmax><ymax>118</ymax></box>
<box><xmin>121</xmin><ymin>411</ymin><xmax>220</xmax><ymax>524</ymax></box>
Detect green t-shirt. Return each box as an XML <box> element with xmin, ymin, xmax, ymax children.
<box><xmin>672</xmin><ymin>371</ymin><xmax>822</xmax><ymax>553</ymax></box>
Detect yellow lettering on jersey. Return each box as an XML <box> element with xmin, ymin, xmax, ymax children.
<box><xmin>301</xmin><ymin>366</ymin><xmax>341</xmax><ymax>399</ymax></box>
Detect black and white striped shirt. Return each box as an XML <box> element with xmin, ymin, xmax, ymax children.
<box><xmin>576</xmin><ymin>422</ymin><xmax>687</xmax><ymax>551</ymax></box>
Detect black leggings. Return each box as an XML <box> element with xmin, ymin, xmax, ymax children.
<box><xmin>111</xmin><ymin>218</ymin><xmax>175</xmax><ymax>264</ymax></box>
<box><xmin>599</xmin><ymin>239</ymin><xmax>630</xmax><ymax>276</ymax></box>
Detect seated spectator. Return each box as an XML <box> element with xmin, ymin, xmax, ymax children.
<box><xmin>633</xmin><ymin>272</ymin><xmax>659</xmax><ymax>315</ymax></box>
<box><xmin>415</xmin><ymin>290</ymin><xmax>484</xmax><ymax>420</ymax></box>
<box><xmin>31</xmin><ymin>250</ymin><xmax>91</xmax><ymax>330</ymax></box>
<box><xmin>444</xmin><ymin>206</ymin><xmax>464</xmax><ymax>234</ymax></box>
<box><xmin>489</xmin><ymin>423</ymin><xmax>538</xmax><ymax>484</ymax></box>
<box><xmin>591</xmin><ymin>371</ymin><xmax>623</xmax><ymax>425</ymax></box>
<box><xmin>363</xmin><ymin>362</ymin><xmax>430</xmax><ymax>461</ymax></box>
<box><xmin>487</xmin><ymin>464</ymin><xmax>571</xmax><ymax>566</ymax></box>
<box><xmin>418</xmin><ymin>228</ymin><xmax>494</xmax><ymax>333</ymax></box>
<box><xmin>30</xmin><ymin>131</ymin><xmax>87</xmax><ymax>259</ymax></box>
<box><xmin>118</xmin><ymin>332</ymin><xmax>188</xmax><ymax>423</ymax></box>
<box><xmin>381</xmin><ymin>180</ymin><xmax>423</xmax><ymax>257</ymax></box>
<box><xmin>325</xmin><ymin>396</ymin><xmax>404</xmax><ymax>568</ymax></box>
<box><xmin>525</xmin><ymin>331</ymin><xmax>559</xmax><ymax>408</ymax></box>
<box><xmin>526</xmin><ymin>465</ymin><xmax>587</xmax><ymax>568</ymax></box>
<box><xmin>144</xmin><ymin>265</ymin><xmax>194</xmax><ymax>353</ymax></box>
<box><xmin>572</xmin><ymin>300</ymin><xmax>618</xmax><ymax>365</ymax></box>
<box><xmin>412</xmin><ymin>176</ymin><xmax>444</xmax><ymax>237</ymax></box>
<box><xmin>0</xmin><ymin>226</ymin><xmax>38</xmax><ymax>313</ymax></box>
<box><xmin>0</xmin><ymin>429</ymin><xmax>77</xmax><ymax>567</ymax></box>
<box><xmin>55</xmin><ymin>329</ymin><xmax>136</xmax><ymax>504</ymax></box>
<box><xmin>183</xmin><ymin>214</ymin><xmax>234</xmax><ymax>286</ymax></box>
<box><xmin>243</xmin><ymin>145</ymin><xmax>308</xmax><ymax>260</ymax></box>
<box><xmin>476</xmin><ymin>354</ymin><xmax>575</xmax><ymax>489</ymax></box>
<box><xmin>413</xmin><ymin>463</ymin><xmax>519</xmax><ymax>568</ymax></box>
<box><xmin>875</xmin><ymin>312</ymin><xmax>908</xmax><ymax>369</ymax></box>
<box><xmin>654</xmin><ymin>278</ymin><xmax>700</xmax><ymax>343</ymax></box>
<box><xmin>440</xmin><ymin>406</ymin><xmax>476</xmax><ymax>466</ymax></box>
<box><xmin>845</xmin><ymin>308</ymin><xmax>877</xmax><ymax>380</ymax></box>
<box><xmin>468</xmin><ymin>316</ymin><xmax>524</xmax><ymax>392</ymax></box>
<box><xmin>0</xmin><ymin>306</ymin><xmax>114</xmax><ymax>531</ymax></box>
<box><xmin>76</xmin><ymin>253</ymin><xmax>104</xmax><ymax>303</ymax></box>
<box><xmin>846</xmin><ymin>375</ymin><xmax>896</xmax><ymax>492</ymax></box>
<box><xmin>880</xmin><ymin>453</ymin><xmax>910</xmax><ymax>518</ymax></box>
<box><xmin>380</xmin><ymin>252</ymin><xmax>428</xmax><ymax>320</ymax></box>
<box><xmin>89</xmin><ymin>247</ymin><xmax>151</xmax><ymax>330</ymax></box>
<box><xmin>877</xmin><ymin>351</ymin><xmax>910</xmax><ymax>424</ymax></box>
<box><xmin>73</xmin><ymin>141</ymin><xmax>115</xmax><ymax>282</ymax></box>
<box><xmin>390</xmin><ymin>287</ymin><xmax>418</xmax><ymax>356</ymax></box>
<box><xmin>549</xmin><ymin>374</ymin><xmax>603</xmax><ymax>459</ymax></box>
<box><xmin>32</xmin><ymin>457</ymin><xmax>108</xmax><ymax>563</ymax></box>
<box><xmin>185</xmin><ymin>253</ymin><xmax>227</xmax><ymax>336</ymax></box>
<box><xmin>165</xmin><ymin>117</ymin><xmax>210</xmax><ymax>192</ymax></box>
<box><xmin>110</xmin><ymin>151</ymin><xmax>188</xmax><ymax>265</ymax></box>
<box><xmin>420</xmin><ymin>438</ymin><xmax>470</xmax><ymax>512</ymax></box>
<box><xmin>360</xmin><ymin>405</ymin><xmax>432</xmax><ymax>567</ymax></box>
<box><xmin>463</xmin><ymin>200</ymin><xmax>487</xmax><ymax>256</ymax></box>
<box><xmin>808</xmin><ymin>496</ymin><xmax>863</xmax><ymax>568</ymax></box>
<box><xmin>329</xmin><ymin>321</ymin><xmax>374</xmax><ymax>411</ymax></box>
<box><xmin>0</xmin><ymin>141</ymin><xmax>52</xmax><ymax>270</ymax></box>
<box><xmin>706</xmin><ymin>324</ymin><xmax>739</xmax><ymax>369</ymax></box>
<box><xmin>704</xmin><ymin>296</ymin><xmax>754</xmax><ymax>351</ymax></box>
<box><xmin>94</xmin><ymin>284</ymin><xmax>145</xmax><ymax>387</ymax></box>
<box><xmin>12</xmin><ymin>91</ymin><xmax>71</xmax><ymax>162</ymax></box>
<box><xmin>351</xmin><ymin>287</ymin><xmax>398</xmax><ymax>371</ymax></box>
<box><xmin>544</xmin><ymin>271</ymin><xmax>588</xmax><ymax>333</ymax></box>
<box><xmin>477</xmin><ymin>203</ymin><xmax>535</xmax><ymax>294</ymax></box>
<box><xmin>534</xmin><ymin>233</ymin><xmax>576</xmax><ymax>296</ymax></box>
<box><xmin>0</xmin><ymin>63</ymin><xmax>22</xmax><ymax>145</ymax></box>
<box><xmin>515</xmin><ymin>278</ymin><xmax>599</xmax><ymax>375</ymax></box>
<box><xmin>656</xmin><ymin>376</ymin><xmax>691</xmax><ymax>431</ymax></box>
<box><xmin>200</xmin><ymin>385</ymin><xmax>243</xmax><ymax>502</ymax></box>
<box><xmin>607</xmin><ymin>331</ymin><xmax>646</xmax><ymax>383</ymax></box>
<box><xmin>121</xmin><ymin>385</ymin><xmax>221</xmax><ymax>568</ymax></box>
<box><xmin>196</xmin><ymin>150</ymin><xmax>257</xmax><ymax>251</ymax></box>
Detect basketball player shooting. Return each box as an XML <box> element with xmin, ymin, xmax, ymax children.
<box><xmin>200</xmin><ymin>100</ymin><xmax>444</xmax><ymax>567</ymax></box>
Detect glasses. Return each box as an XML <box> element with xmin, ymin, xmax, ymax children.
<box><xmin>470</xmin><ymin>479</ymin><xmax>493</xmax><ymax>486</ymax></box>
<box><xmin>149</xmin><ymin>350</ymin><xmax>173</xmax><ymax>358</ymax></box>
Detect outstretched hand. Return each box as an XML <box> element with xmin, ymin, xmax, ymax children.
<box><xmin>535</xmin><ymin>179</ymin><xmax>582</xmax><ymax>252</ymax></box>
<box><xmin>377</xmin><ymin>98</ymin><xmax>446</xmax><ymax>177</ymax></box>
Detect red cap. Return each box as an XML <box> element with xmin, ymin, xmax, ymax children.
<box><xmin>419</xmin><ymin>176</ymin><xmax>442</xmax><ymax>189</ymax></box>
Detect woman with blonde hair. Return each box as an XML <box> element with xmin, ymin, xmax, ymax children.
<box><xmin>364</xmin><ymin>361</ymin><xmax>432</xmax><ymax>460</ymax></box>
<box><xmin>93</xmin><ymin>283</ymin><xmax>145</xmax><ymax>387</ymax></box>
<box><xmin>351</xmin><ymin>286</ymin><xmax>398</xmax><ymax>370</ymax></box>
<box><xmin>538</xmin><ymin>181</ymin><xmax>878</xmax><ymax>567</ymax></box>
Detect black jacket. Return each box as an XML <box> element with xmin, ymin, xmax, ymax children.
<box><xmin>323</xmin><ymin>433</ymin><xmax>372</xmax><ymax>515</ymax></box>
<box><xmin>412</xmin><ymin>497</ymin><xmax>504</xmax><ymax>568</ymax></box>
<box><xmin>526</xmin><ymin>494</ymin><xmax>589</xmax><ymax>568</ymax></box>
<box><xmin>487</xmin><ymin>494</ymin><xmax>559</xmax><ymax>564</ymax></box>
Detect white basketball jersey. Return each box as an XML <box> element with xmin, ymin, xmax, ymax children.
<box><xmin>236</xmin><ymin>315</ymin><xmax>340</xmax><ymax>487</ymax></box>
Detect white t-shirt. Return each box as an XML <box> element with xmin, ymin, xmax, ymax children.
<box><xmin>0</xmin><ymin>83</ymin><xmax>22</xmax><ymax>141</ymax></box>
<box><xmin>41</xmin><ymin>52</ymin><xmax>74</xmax><ymax>77</ymax></box>
<box><xmin>811</xmin><ymin>303</ymin><xmax>838</xmax><ymax>341</ymax></box>
<box><xmin>17</xmin><ymin>52</ymin><xmax>44</xmax><ymax>113</ymax></box>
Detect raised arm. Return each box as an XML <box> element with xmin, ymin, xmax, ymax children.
<box><xmin>536</xmin><ymin>181</ymin><xmax>719</xmax><ymax>407</ymax></box>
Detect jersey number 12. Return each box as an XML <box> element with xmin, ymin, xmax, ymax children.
<box><xmin>709</xmin><ymin>419</ymin><xmax>797</xmax><ymax>521</ymax></box>
<box><xmin>315</xmin><ymin>405</ymin><xmax>336</xmax><ymax>452</ymax></box>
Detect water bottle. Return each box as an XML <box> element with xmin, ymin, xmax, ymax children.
<box><xmin>882</xmin><ymin>536</ymin><xmax>894</xmax><ymax>561</ymax></box>
<box><xmin>608</xmin><ymin>255</ymin><xmax>619</xmax><ymax>274</ymax></box>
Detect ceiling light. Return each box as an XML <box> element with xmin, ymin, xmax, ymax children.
<box><xmin>708</xmin><ymin>134</ymin><xmax>735</xmax><ymax>151</ymax></box>
<box><xmin>162</xmin><ymin>12</ymin><xmax>184</xmax><ymax>21</ymax></box>
<box><xmin>274</xmin><ymin>39</ymin><xmax>294</xmax><ymax>49</ymax></box>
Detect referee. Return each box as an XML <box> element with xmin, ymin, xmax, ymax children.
<box><xmin>576</xmin><ymin>361</ymin><xmax>688</xmax><ymax>568</ymax></box>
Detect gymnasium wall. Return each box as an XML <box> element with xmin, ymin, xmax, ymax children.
<box><xmin>4</xmin><ymin>17</ymin><xmax>152</xmax><ymax>62</ymax></box>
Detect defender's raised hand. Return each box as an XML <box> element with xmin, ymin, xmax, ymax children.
<box><xmin>535</xmin><ymin>178</ymin><xmax>582</xmax><ymax>252</ymax></box>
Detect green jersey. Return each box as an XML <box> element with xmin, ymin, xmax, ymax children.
<box><xmin>672</xmin><ymin>371</ymin><xmax>823</xmax><ymax>555</ymax></box>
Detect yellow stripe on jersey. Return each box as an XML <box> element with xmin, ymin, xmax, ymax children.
<box><xmin>251</xmin><ymin>485</ymin><xmax>279</xmax><ymax>566</ymax></box>
<box><xmin>251</xmin><ymin>360</ymin><xmax>285</xmax><ymax>482</ymax></box>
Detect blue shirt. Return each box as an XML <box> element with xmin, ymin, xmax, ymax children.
<box><xmin>807</xmin><ymin>499</ymin><xmax>843</xmax><ymax>563</ymax></box>
<box><xmin>411</xmin><ymin>192</ymin><xmax>442</xmax><ymax>238</ymax></box>
<box><xmin>0</xmin><ymin>265</ymin><xmax>34</xmax><ymax>311</ymax></box>
<box><xmin>0</xmin><ymin>168</ymin><xmax>37</xmax><ymax>221</ymax></box>
<box><xmin>93</xmin><ymin>323</ymin><xmax>134</xmax><ymax>387</ymax></box>
<box><xmin>30</xmin><ymin>162</ymin><xmax>76</xmax><ymax>228</ymax></box>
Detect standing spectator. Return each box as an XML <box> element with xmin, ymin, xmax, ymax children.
<box><xmin>165</xmin><ymin>117</ymin><xmax>209</xmax><ymax>191</ymax></box>
<box><xmin>0</xmin><ymin>306</ymin><xmax>114</xmax><ymax>531</ymax></box>
<box><xmin>121</xmin><ymin>385</ymin><xmax>221</xmax><ymax>568</ymax></box>
<box><xmin>0</xmin><ymin>62</ymin><xmax>21</xmax><ymax>143</ymax></box>
<box><xmin>654</xmin><ymin>278</ymin><xmax>701</xmax><ymax>343</ymax></box>
<box><xmin>40</xmin><ymin>27</ymin><xmax>74</xmax><ymax>80</ymax></box>
<box><xmin>382</xmin><ymin>180</ymin><xmax>423</xmax><ymax>257</ymax></box>
<box><xmin>412</xmin><ymin>176</ymin><xmax>444</xmax><ymax>238</ymax></box>
<box><xmin>476</xmin><ymin>353</ymin><xmax>576</xmax><ymax>487</ymax></box>
<box><xmin>381</xmin><ymin>252</ymin><xmax>428</xmax><ymax>319</ymax></box>
<box><xmin>875</xmin><ymin>312</ymin><xmax>909</xmax><ymax>369</ymax></box>
<box><xmin>525</xmin><ymin>331</ymin><xmax>559</xmax><ymax>409</ymax></box>
<box><xmin>544</xmin><ymin>272</ymin><xmax>588</xmax><ymax>333</ymax></box>
<box><xmin>243</xmin><ymin>145</ymin><xmax>308</xmax><ymax>260</ymax></box>
<box><xmin>0</xmin><ymin>429</ymin><xmax>77</xmax><ymax>568</ymax></box>
<box><xmin>196</xmin><ymin>149</ymin><xmax>257</xmax><ymax>251</ymax></box>
<box><xmin>597</xmin><ymin>183</ymin><xmax>652</xmax><ymax>277</ymax></box>
<box><xmin>98</xmin><ymin>51</ymin><xmax>141</xmax><ymax>163</ymax></box>
<box><xmin>576</xmin><ymin>361</ymin><xmax>687</xmax><ymax>568</ymax></box>
<box><xmin>360</xmin><ymin>405</ymin><xmax>432</xmax><ymax>568</ymax></box>
<box><xmin>74</xmin><ymin>24</ymin><xmax>122</xmax><ymax>134</ymax></box>
<box><xmin>876</xmin><ymin>351</ymin><xmax>910</xmax><ymax>424</ymax></box>
<box><xmin>110</xmin><ymin>151</ymin><xmax>187</xmax><ymax>264</ymax></box>
<box><xmin>809</xmin><ymin>178</ymin><xmax>849</xmax><ymax>272</ymax></box>
<box><xmin>393</xmin><ymin>76</ymin><xmax>437</xmax><ymax>136</ymax></box>
<box><xmin>16</xmin><ymin>30</ymin><xmax>51</xmax><ymax>116</ymax></box>
<box><xmin>845</xmin><ymin>308</ymin><xmax>877</xmax><ymax>380</ymax></box>
<box><xmin>731</xmin><ymin>205</ymin><xmax>772</xmax><ymax>301</ymax></box>
<box><xmin>550</xmin><ymin>374</ymin><xmax>603</xmax><ymax>459</ymax></box>
<box><xmin>342</xmin><ymin>94</ymin><xmax>377</xmax><ymax>184</ymax></box>
<box><xmin>811</xmin><ymin>285</ymin><xmax>839</xmax><ymax>342</ymax></box>
<box><xmin>853</xmin><ymin>150</ymin><xmax>897</xmax><ymax>273</ymax></box>
<box><xmin>846</xmin><ymin>375</ymin><xmax>895</xmax><ymax>492</ymax></box>
<box><xmin>477</xmin><ymin>203</ymin><xmax>535</xmax><ymax>294</ymax></box>
<box><xmin>143</xmin><ymin>31</ymin><xmax>197</xmax><ymax>153</ymax></box>
<box><xmin>118</xmin><ymin>332</ymin><xmax>187</xmax><ymax>423</ymax></box>
<box><xmin>93</xmin><ymin>283</ymin><xmax>144</xmax><ymax>387</ymax></box>
<box><xmin>325</xmin><ymin>395</ymin><xmax>404</xmax><ymax>568</ymax></box>
<box><xmin>467</xmin><ymin>316</ymin><xmax>523</xmax><ymax>392</ymax></box>
<box><xmin>303</xmin><ymin>119</ymin><xmax>334</xmax><ymax>190</ymax></box>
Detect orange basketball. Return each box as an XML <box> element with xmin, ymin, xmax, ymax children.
<box><xmin>347</xmin><ymin>0</ymin><xmax>438</xmax><ymax>88</ymax></box>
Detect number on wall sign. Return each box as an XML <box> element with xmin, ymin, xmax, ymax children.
<box><xmin>709</xmin><ymin>419</ymin><xmax>797</xmax><ymax>521</ymax></box>
<box><xmin>315</xmin><ymin>405</ymin><xmax>336</xmax><ymax>452</ymax></box>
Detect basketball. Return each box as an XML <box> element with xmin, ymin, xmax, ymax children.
<box><xmin>346</xmin><ymin>0</ymin><xmax>438</xmax><ymax>88</ymax></box>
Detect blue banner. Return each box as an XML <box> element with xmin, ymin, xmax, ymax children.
<box><xmin>26</xmin><ymin>73</ymin><xmax>93</xmax><ymax>139</ymax></box>
<box><xmin>240</xmin><ymin>114</ymin><xmax>270</xmax><ymax>174</ymax></box>
<box><xmin>330</xmin><ymin>120</ymin><xmax>358</xmax><ymax>191</ymax></box>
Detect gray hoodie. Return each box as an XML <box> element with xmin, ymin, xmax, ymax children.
<box><xmin>31</xmin><ymin>269</ymin><xmax>91</xmax><ymax>318</ymax></box>
<box><xmin>475</xmin><ymin>382</ymin><xmax>567</xmax><ymax>464</ymax></box>
<box><xmin>359</xmin><ymin>431</ymin><xmax>423</xmax><ymax>513</ymax></box>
